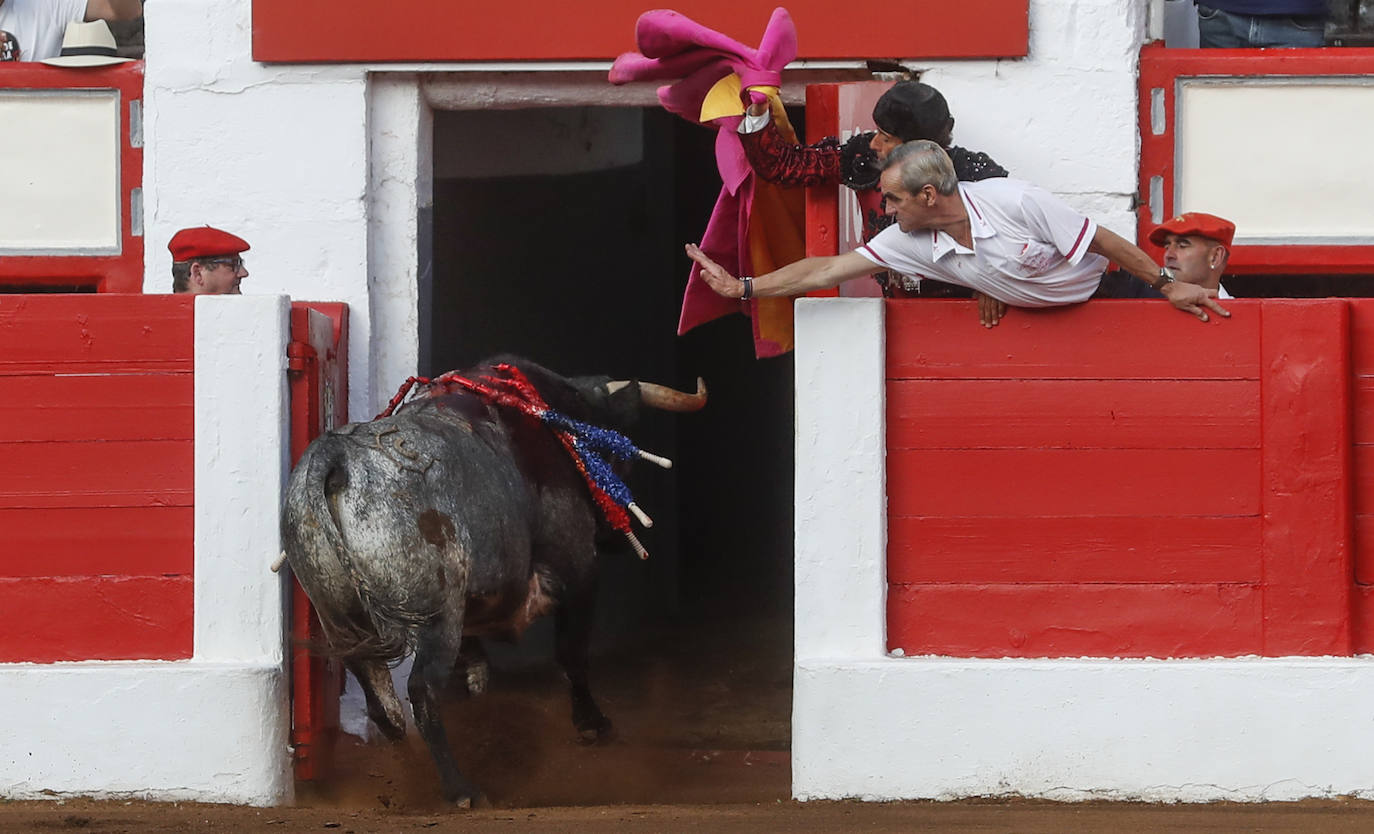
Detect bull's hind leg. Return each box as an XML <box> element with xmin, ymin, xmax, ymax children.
<box><xmin>452</xmin><ymin>636</ymin><xmax>489</xmax><ymax>699</ymax></box>
<box><xmin>555</xmin><ymin>584</ymin><xmax>613</xmax><ymax>744</ymax></box>
<box><xmin>409</xmin><ymin>617</ymin><xmax>482</xmax><ymax>806</ymax></box>
<box><xmin>346</xmin><ymin>658</ymin><xmax>406</xmax><ymax>741</ymax></box>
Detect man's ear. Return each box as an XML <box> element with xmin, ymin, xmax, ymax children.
<box><xmin>188</xmin><ymin>262</ymin><xmax>203</xmax><ymax>288</ymax></box>
<box><xmin>1212</xmin><ymin>245</ymin><xmax>1230</xmax><ymax>271</ymax></box>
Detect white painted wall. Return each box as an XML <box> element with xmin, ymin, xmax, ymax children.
<box><xmin>142</xmin><ymin>0</ymin><xmax>1158</xmax><ymax>418</ymax></box>
<box><xmin>142</xmin><ymin>0</ymin><xmax>376</xmax><ymax>413</ymax></box>
<box><xmin>0</xmin><ymin>297</ymin><xmax>293</xmax><ymax>805</ymax></box>
<box><xmin>914</xmin><ymin>0</ymin><xmax>1150</xmax><ymax>236</ymax></box>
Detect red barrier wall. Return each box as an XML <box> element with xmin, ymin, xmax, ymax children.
<box><xmin>0</xmin><ymin>295</ymin><xmax>194</xmax><ymax>662</ymax></box>
<box><xmin>886</xmin><ymin>299</ymin><xmax>1367</xmax><ymax>658</ymax></box>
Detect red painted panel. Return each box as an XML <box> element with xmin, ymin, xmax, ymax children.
<box><xmin>0</xmin><ymin>375</ymin><xmax>193</xmax><ymax>442</ymax></box>
<box><xmin>804</xmin><ymin>84</ymin><xmax>840</xmax><ymax>263</ymax></box>
<box><xmin>887</xmin><ymin>448</ymin><xmax>1260</xmax><ymax>518</ymax></box>
<box><xmin>1138</xmin><ymin>45</ymin><xmax>1374</xmax><ymax>275</ymax></box>
<box><xmin>0</xmin><ymin>439</ymin><xmax>192</xmax><ymax>508</ymax></box>
<box><xmin>888</xmin><ymin>379</ymin><xmax>1260</xmax><ymax>450</ymax></box>
<box><xmin>0</xmin><ymin>576</ymin><xmax>193</xmax><ymax>662</ymax></box>
<box><xmin>0</xmin><ymin>295</ymin><xmax>194</xmax><ymax>374</ymax></box>
<box><xmin>1350</xmin><ymin>301</ymin><xmax>1374</xmax><ymax>377</ymax></box>
<box><xmin>885</xmin><ymin>300</ymin><xmax>1260</xmax><ymax>380</ymax></box>
<box><xmin>1259</xmin><ymin>302</ymin><xmax>1353</xmax><ymax>655</ymax></box>
<box><xmin>889</xmin><ymin>516</ymin><xmax>1261</xmax><ymax>584</ymax></box>
<box><xmin>887</xmin><ymin>583</ymin><xmax>1262</xmax><ymax>658</ymax></box>
<box><xmin>1353</xmin><ymin>379</ymin><xmax>1374</xmax><ymax>446</ymax></box>
<box><xmin>1355</xmin><ymin>516</ymin><xmax>1374</xmax><ymax>586</ymax></box>
<box><xmin>1354</xmin><ymin>584</ymin><xmax>1374</xmax><ymax>653</ymax></box>
<box><xmin>0</xmin><ymin>64</ymin><xmax>144</xmax><ymax>293</ymax></box>
<box><xmin>253</xmin><ymin>0</ymin><xmax>1028</xmax><ymax>63</ymax></box>
<box><xmin>3</xmin><ymin>507</ymin><xmax>192</xmax><ymax>578</ymax></box>
<box><xmin>1351</xmin><ymin>448</ymin><xmax>1374</xmax><ymax>515</ymax></box>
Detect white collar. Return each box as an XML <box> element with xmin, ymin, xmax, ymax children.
<box><xmin>931</xmin><ymin>184</ymin><xmax>994</xmax><ymax>260</ymax></box>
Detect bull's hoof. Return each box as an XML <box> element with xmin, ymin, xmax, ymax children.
<box><xmin>575</xmin><ymin>715</ymin><xmax>614</xmax><ymax>745</ymax></box>
<box><xmin>441</xmin><ymin>784</ymin><xmax>484</xmax><ymax>808</ymax></box>
<box><xmin>464</xmin><ymin>661</ymin><xmax>489</xmax><ymax>697</ymax></box>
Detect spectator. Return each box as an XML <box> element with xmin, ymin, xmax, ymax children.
<box><xmin>1150</xmin><ymin>212</ymin><xmax>1236</xmax><ymax>298</ymax></box>
<box><xmin>1097</xmin><ymin>212</ymin><xmax>1236</xmax><ymax>299</ymax></box>
<box><xmin>739</xmin><ymin>80</ymin><xmax>1007</xmax><ymax>298</ymax></box>
<box><xmin>687</xmin><ymin>141</ymin><xmax>1229</xmax><ymax>326</ymax></box>
<box><xmin>39</xmin><ymin>20</ymin><xmax>130</xmax><ymax>67</ymax></box>
<box><xmin>169</xmin><ymin>226</ymin><xmax>251</xmax><ymax>295</ymax></box>
<box><xmin>0</xmin><ymin>28</ymin><xmax>17</xmax><ymax>62</ymax></box>
<box><xmin>1196</xmin><ymin>1</ymin><xmax>1326</xmax><ymax>48</ymax></box>
<box><xmin>0</xmin><ymin>0</ymin><xmax>140</xmax><ymax>63</ymax></box>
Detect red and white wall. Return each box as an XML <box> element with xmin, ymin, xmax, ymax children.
<box><xmin>793</xmin><ymin>298</ymin><xmax>1374</xmax><ymax>801</ymax></box>
<box><xmin>10</xmin><ymin>0</ymin><xmax>1370</xmax><ymax>806</ymax></box>
<box><xmin>1</xmin><ymin>296</ymin><xmax>294</xmax><ymax>805</ymax></box>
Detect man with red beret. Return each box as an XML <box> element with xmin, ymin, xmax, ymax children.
<box><xmin>168</xmin><ymin>226</ymin><xmax>250</xmax><ymax>295</ymax></box>
<box><xmin>1150</xmin><ymin>212</ymin><xmax>1235</xmax><ymax>300</ymax></box>
<box><xmin>1095</xmin><ymin>212</ymin><xmax>1236</xmax><ymax>301</ymax></box>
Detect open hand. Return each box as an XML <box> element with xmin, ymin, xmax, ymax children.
<box><xmin>1163</xmin><ymin>282</ymin><xmax>1230</xmax><ymax>323</ymax></box>
<box><xmin>976</xmin><ymin>292</ymin><xmax>1007</xmax><ymax>328</ymax></box>
<box><xmin>686</xmin><ymin>244</ymin><xmax>745</xmax><ymax>299</ymax></box>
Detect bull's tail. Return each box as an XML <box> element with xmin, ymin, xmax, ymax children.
<box><xmin>283</xmin><ymin>434</ymin><xmax>428</xmax><ymax>662</ymax></box>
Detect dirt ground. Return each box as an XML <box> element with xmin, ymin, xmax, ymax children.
<box><xmin>10</xmin><ymin>612</ymin><xmax>1374</xmax><ymax>832</ymax></box>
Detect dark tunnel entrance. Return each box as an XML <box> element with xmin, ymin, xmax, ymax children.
<box><xmin>411</xmin><ymin>105</ymin><xmax>797</xmax><ymax>803</ymax></box>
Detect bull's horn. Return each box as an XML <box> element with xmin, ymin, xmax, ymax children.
<box><xmin>631</xmin><ymin>377</ymin><xmax>708</xmax><ymax>412</ymax></box>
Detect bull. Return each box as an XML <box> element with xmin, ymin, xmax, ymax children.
<box><xmin>280</xmin><ymin>356</ymin><xmax>706</xmax><ymax>804</ymax></box>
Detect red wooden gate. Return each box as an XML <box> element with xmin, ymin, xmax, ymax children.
<box><xmin>286</xmin><ymin>302</ymin><xmax>349</xmax><ymax>781</ymax></box>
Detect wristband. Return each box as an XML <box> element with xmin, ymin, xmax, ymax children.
<box><xmin>741</xmin><ymin>276</ymin><xmax>754</xmax><ymax>300</ymax></box>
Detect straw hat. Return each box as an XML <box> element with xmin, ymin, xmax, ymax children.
<box><xmin>41</xmin><ymin>20</ymin><xmax>133</xmax><ymax>67</ymax></box>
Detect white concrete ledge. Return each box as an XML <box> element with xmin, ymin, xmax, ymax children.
<box><xmin>794</xmin><ymin>656</ymin><xmax>1374</xmax><ymax>802</ymax></box>
<box><xmin>0</xmin><ymin>661</ymin><xmax>291</xmax><ymax>805</ymax></box>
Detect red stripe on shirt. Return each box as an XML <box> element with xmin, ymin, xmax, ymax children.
<box><xmin>1068</xmin><ymin>218</ymin><xmax>1091</xmax><ymax>260</ymax></box>
<box><xmin>860</xmin><ymin>244</ymin><xmax>892</xmax><ymax>267</ymax></box>
<box><xmin>965</xmin><ymin>190</ymin><xmax>985</xmax><ymax>223</ymax></box>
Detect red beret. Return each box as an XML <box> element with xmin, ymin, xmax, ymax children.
<box><xmin>1148</xmin><ymin>212</ymin><xmax>1235</xmax><ymax>248</ymax></box>
<box><xmin>168</xmin><ymin>226</ymin><xmax>250</xmax><ymax>262</ymax></box>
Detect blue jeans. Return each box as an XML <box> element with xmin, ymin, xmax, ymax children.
<box><xmin>1197</xmin><ymin>5</ymin><xmax>1326</xmax><ymax>47</ymax></box>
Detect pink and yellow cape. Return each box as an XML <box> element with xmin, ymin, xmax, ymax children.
<box><xmin>610</xmin><ymin>7</ymin><xmax>807</xmax><ymax>358</ymax></box>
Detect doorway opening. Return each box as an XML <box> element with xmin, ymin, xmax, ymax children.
<box><xmin>416</xmin><ymin>104</ymin><xmax>798</xmax><ymax>803</ymax></box>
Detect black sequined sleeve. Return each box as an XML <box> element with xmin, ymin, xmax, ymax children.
<box><xmin>948</xmin><ymin>146</ymin><xmax>1009</xmax><ymax>182</ymax></box>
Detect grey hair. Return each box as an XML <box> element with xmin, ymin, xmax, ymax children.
<box><xmin>882</xmin><ymin>140</ymin><xmax>958</xmax><ymax>196</ymax></box>
<box><xmin>171</xmin><ymin>261</ymin><xmax>191</xmax><ymax>293</ymax></box>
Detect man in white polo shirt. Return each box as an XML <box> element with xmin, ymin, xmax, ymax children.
<box><xmin>0</xmin><ymin>0</ymin><xmax>140</xmax><ymax>63</ymax></box>
<box><xmin>687</xmin><ymin>140</ymin><xmax>1229</xmax><ymax>327</ymax></box>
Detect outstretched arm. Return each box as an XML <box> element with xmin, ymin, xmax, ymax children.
<box><xmin>86</xmin><ymin>0</ymin><xmax>142</xmax><ymax>22</ymax></box>
<box><xmin>1088</xmin><ymin>226</ymin><xmax>1230</xmax><ymax>323</ymax></box>
<box><xmin>686</xmin><ymin>244</ymin><xmax>874</xmax><ymax>298</ymax></box>
<box><xmin>738</xmin><ymin>106</ymin><xmax>843</xmax><ymax>188</ymax></box>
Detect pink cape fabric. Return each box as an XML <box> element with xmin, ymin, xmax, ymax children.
<box><xmin>610</xmin><ymin>8</ymin><xmax>800</xmax><ymax>358</ymax></box>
